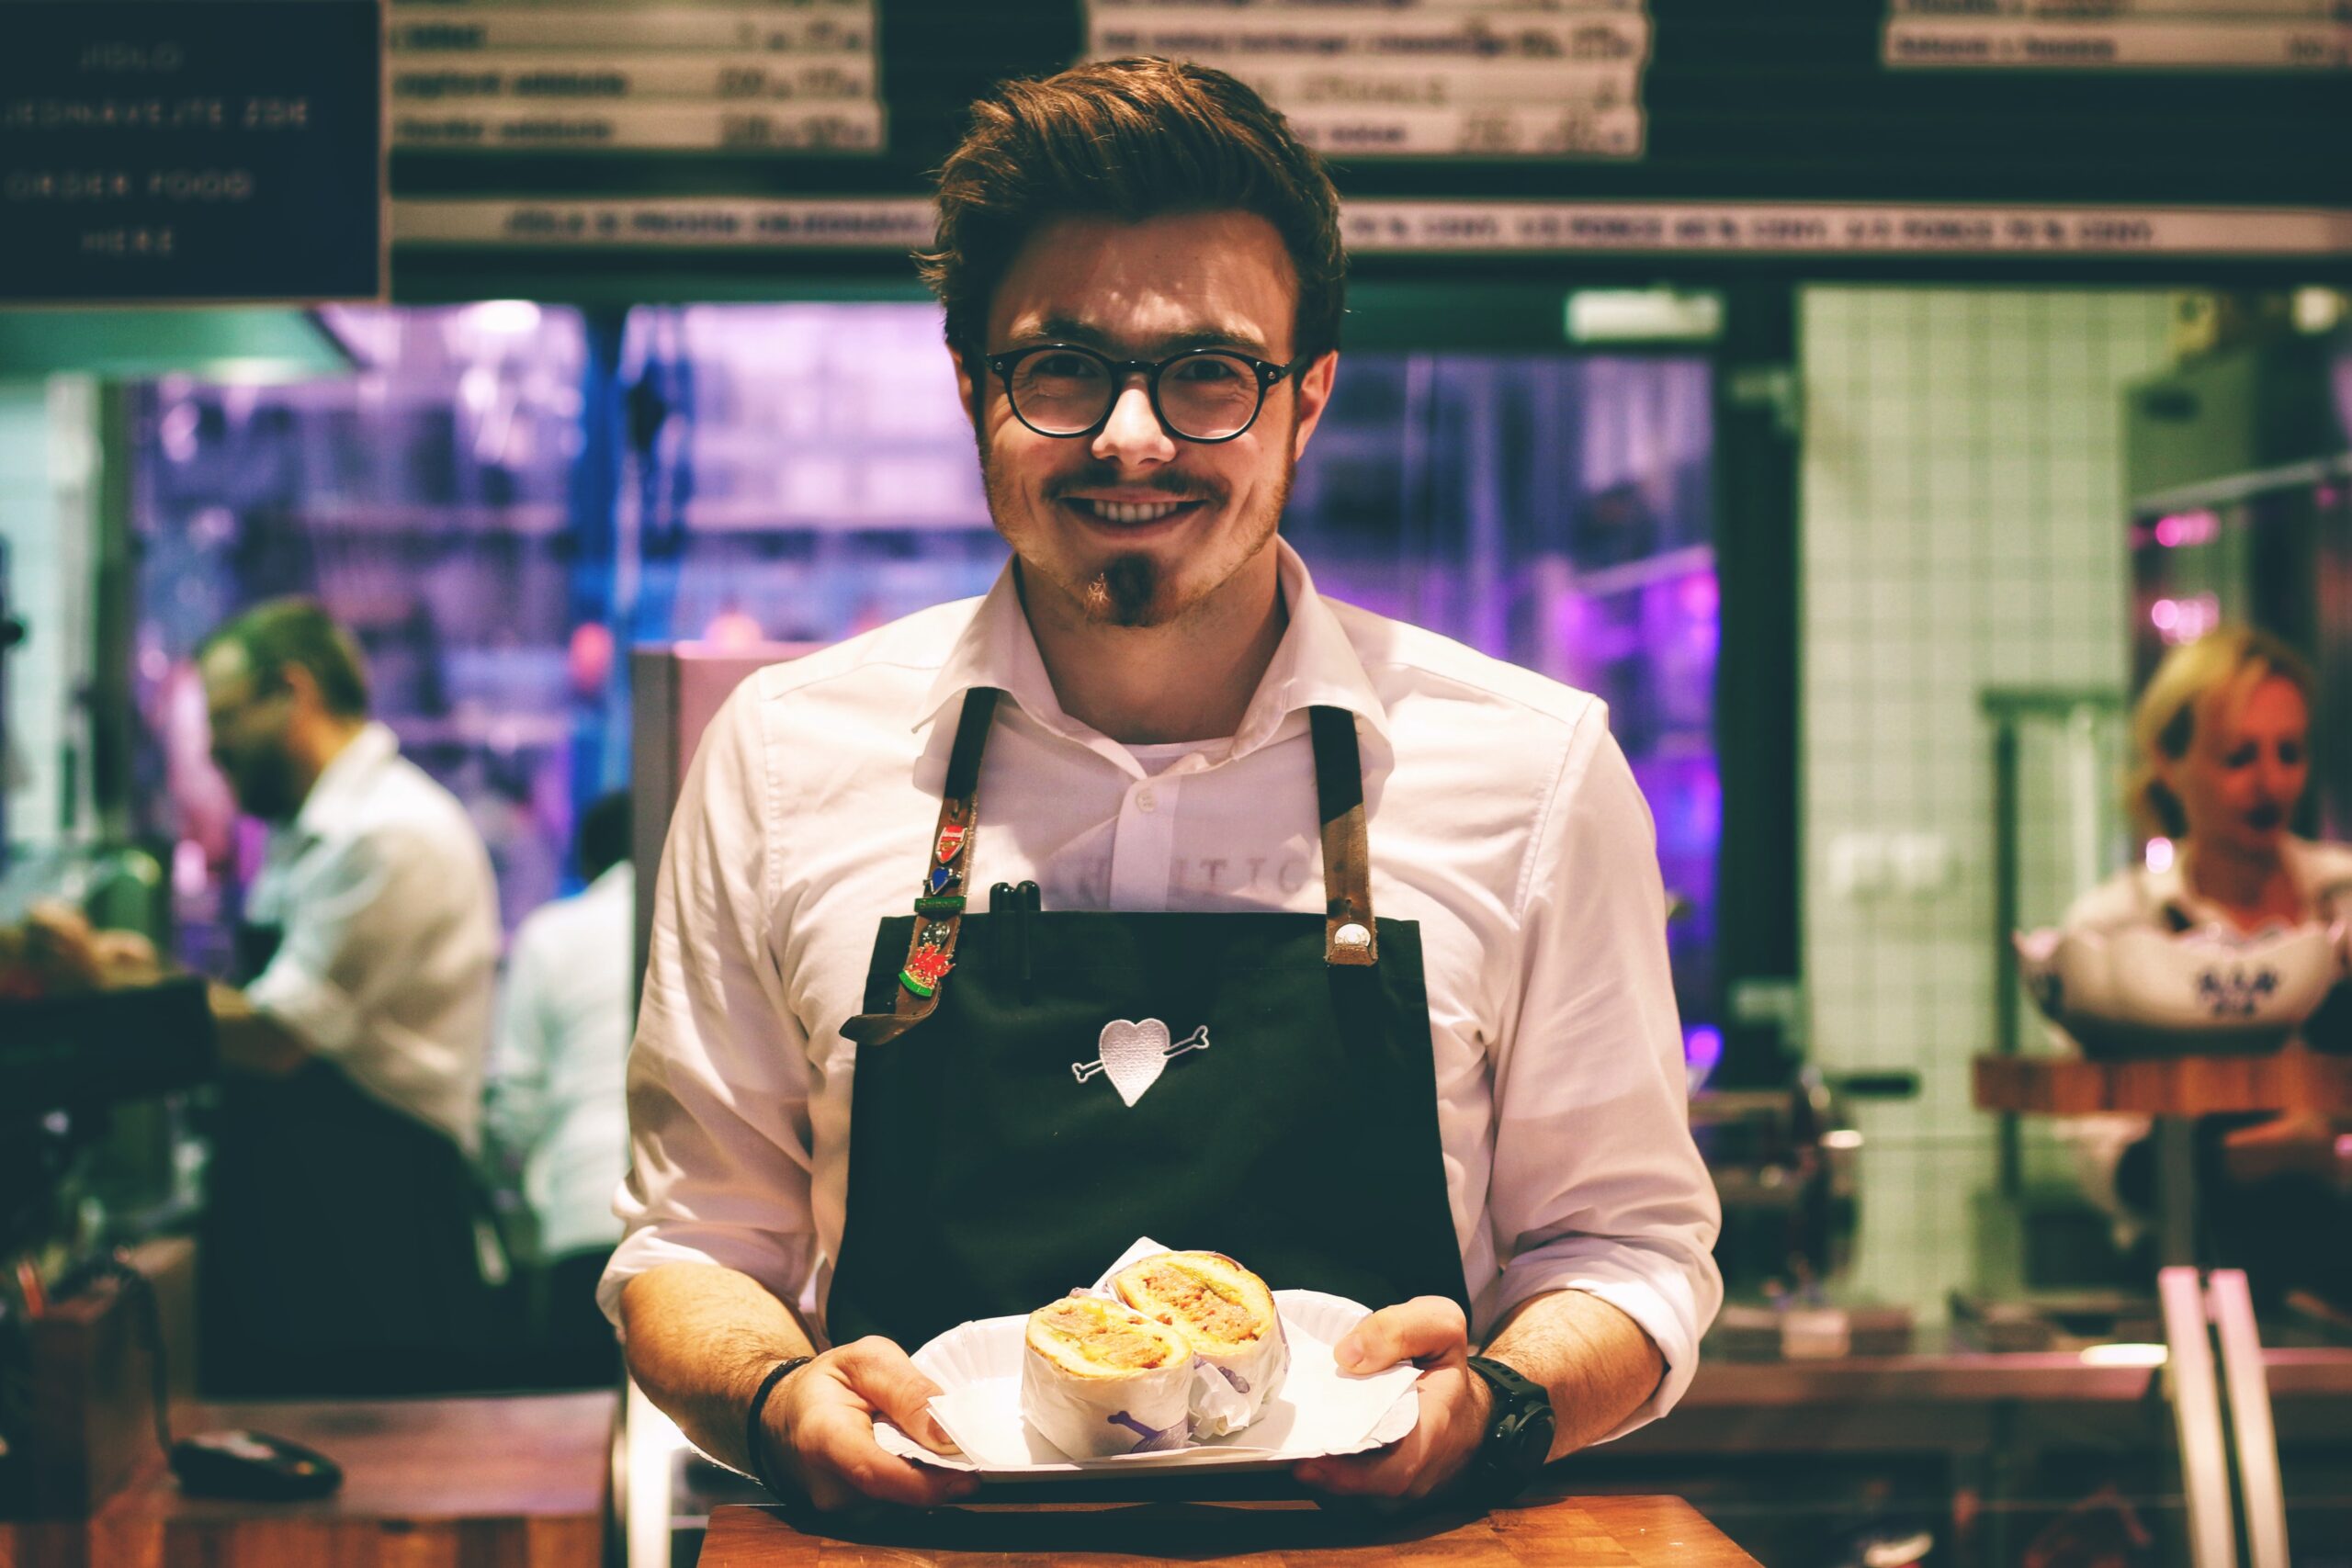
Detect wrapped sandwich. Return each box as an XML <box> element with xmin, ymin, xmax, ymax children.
<box><xmin>1113</xmin><ymin>1250</ymin><xmax>1289</xmax><ymax>1437</ymax></box>
<box><xmin>1020</xmin><ymin>1295</ymin><xmax>1195</xmax><ymax>1459</ymax></box>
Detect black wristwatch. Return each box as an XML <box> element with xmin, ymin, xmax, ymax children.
<box><xmin>1460</xmin><ymin>1355</ymin><xmax>1555</xmax><ymax>1507</ymax></box>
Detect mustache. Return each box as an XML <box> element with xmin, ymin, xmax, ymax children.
<box><xmin>1046</xmin><ymin>468</ymin><xmax>1223</xmax><ymax>505</ymax></box>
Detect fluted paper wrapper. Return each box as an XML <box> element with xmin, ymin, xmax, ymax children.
<box><xmin>1095</xmin><ymin>1239</ymin><xmax>1288</xmax><ymax>1438</ymax></box>
<box><xmin>1016</xmin><ymin>1317</ymin><xmax>1193</xmax><ymax>1460</ymax></box>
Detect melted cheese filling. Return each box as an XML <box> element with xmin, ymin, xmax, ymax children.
<box><xmin>1035</xmin><ymin>1300</ymin><xmax>1173</xmax><ymax>1371</ymax></box>
<box><xmin>1134</xmin><ymin>1260</ymin><xmax>1258</xmax><ymax>1341</ymax></box>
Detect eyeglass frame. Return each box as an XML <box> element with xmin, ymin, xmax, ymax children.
<box><xmin>981</xmin><ymin>343</ymin><xmax>1311</xmax><ymax>445</ymax></box>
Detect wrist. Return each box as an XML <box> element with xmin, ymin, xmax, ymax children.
<box><xmin>1459</xmin><ymin>1354</ymin><xmax>1555</xmax><ymax>1507</ymax></box>
<box><xmin>743</xmin><ymin>1354</ymin><xmax>814</xmax><ymax>1497</ymax></box>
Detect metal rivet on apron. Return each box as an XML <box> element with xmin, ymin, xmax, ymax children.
<box><xmin>1334</xmin><ymin>922</ymin><xmax>1371</xmax><ymax>950</ymax></box>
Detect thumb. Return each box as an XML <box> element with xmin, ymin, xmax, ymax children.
<box><xmin>1335</xmin><ymin>1297</ymin><xmax>1468</xmax><ymax>1375</ymax></box>
<box><xmin>838</xmin><ymin>1338</ymin><xmax>957</xmax><ymax>1455</ymax></box>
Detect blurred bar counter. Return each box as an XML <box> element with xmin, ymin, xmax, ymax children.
<box><xmin>0</xmin><ymin>1390</ymin><xmax>614</xmax><ymax>1568</ymax></box>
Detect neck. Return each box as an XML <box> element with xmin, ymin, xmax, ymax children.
<box><xmin>1020</xmin><ymin>550</ymin><xmax>1286</xmax><ymax>745</ymax></box>
<box><xmin>2180</xmin><ymin>835</ymin><xmax>2294</xmax><ymax>922</ymax></box>
<box><xmin>289</xmin><ymin>716</ymin><xmax>368</xmax><ymax>809</ymax></box>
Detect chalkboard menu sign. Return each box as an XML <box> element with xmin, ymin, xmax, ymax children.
<box><xmin>385</xmin><ymin>0</ymin><xmax>2347</xmax><ymax>287</ymax></box>
<box><xmin>389</xmin><ymin>0</ymin><xmax>884</xmax><ymax>154</ymax></box>
<box><xmin>1883</xmin><ymin>0</ymin><xmax>2350</xmax><ymax>72</ymax></box>
<box><xmin>1084</xmin><ymin>0</ymin><xmax>1653</xmax><ymax>159</ymax></box>
<box><xmin>1</xmin><ymin>1</ymin><xmax>383</xmax><ymax>305</ymax></box>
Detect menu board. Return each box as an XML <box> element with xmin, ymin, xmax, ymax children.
<box><xmin>1085</xmin><ymin>0</ymin><xmax>1652</xmax><ymax>158</ymax></box>
<box><xmin>1</xmin><ymin>0</ymin><xmax>381</xmax><ymax>303</ymax></box>
<box><xmin>389</xmin><ymin>0</ymin><xmax>886</xmax><ymax>153</ymax></box>
<box><xmin>1883</xmin><ymin>0</ymin><xmax>2351</xmax><ymax>69</ymax></box>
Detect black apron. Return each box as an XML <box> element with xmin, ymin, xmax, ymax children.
<box><xmin>196</xmin><ymin>922</ymin><xmax>494</xmax><ymax>1396</ymax></box>
<box><xmin>825</xmin><ymin>689</ymin><xmax>1469</xmax><ymax>1351</ymax></box>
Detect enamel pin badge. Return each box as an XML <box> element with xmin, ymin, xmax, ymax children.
<box><xmin>1071</xmin><ymin>1020</ymin><xmax>1211</xmax><ymax>1107</ymax></box>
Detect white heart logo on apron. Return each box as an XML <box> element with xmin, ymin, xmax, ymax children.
<box><xmin>1070</xmin><ymin>1020</ymin><xmax>1211</xmax><ymax>1107</ymax></box>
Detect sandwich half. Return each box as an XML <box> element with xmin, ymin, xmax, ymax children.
<box><xmin>1019</xmin><ymin>1295</ymin><xmax>1194</xmax><ymax>1458</ymax></box>
<box><xmin>1112</xmin><ymin>1251</ymin><xmax>1288</xmax><ymax>1434</ymax></box>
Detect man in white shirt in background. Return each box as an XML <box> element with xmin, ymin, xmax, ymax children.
<box><xmin>487</xmin><ymin>790</ymin><xmax>632</xmax><ymax>1385</ymax></box>
<box><xmin>610</xmin><ymin>58</ymin><xmax>1719</xmax><ymax>1515</ymax></box>
<box><xmin>195</xmin><ymin>597</ymin><xmax>502</xmax><ymax>1395</ymax></box>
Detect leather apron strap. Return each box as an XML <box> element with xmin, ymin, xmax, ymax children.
<box><xmin>841</xmin><ymin>687</ymin><xmax>997</xmax><ymax>1047</ymax></box>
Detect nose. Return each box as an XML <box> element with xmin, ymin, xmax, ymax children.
<box><xmin>1090</xmin><ymin>377</ymin><xmax>1175</xmax><ymax>468</ymax></box>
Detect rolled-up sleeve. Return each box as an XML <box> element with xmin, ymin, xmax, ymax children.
<box><xmin>1479</xmin><ymin>707</ymin><xmax>1724</xmax><ymax>1441</ymax></box>
<box><xmin>598</xmin><ymin>680</ymin><xmax>818</xmax><ymax>1332</ymax></box>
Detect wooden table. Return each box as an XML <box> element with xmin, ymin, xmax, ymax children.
<box><xmin>1973</xmin><ymin>1048</ymin><xmax>2352</xmax><ymax>1117</ymax></box>
<box><xmin>695</xmin><ymin>1494</ymin><xmax>1759</xmax><ymax>1566</ymax></box>
<box><xmin>2</xmin><ymin>1391</ymin><xmax>616</xmax><ymax>1568</ymax></box>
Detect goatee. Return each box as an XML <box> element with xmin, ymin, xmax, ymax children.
<box><xmin>1083</xmin><ymin>556</ymin><xmax>1162</xmax><ymax>627</ymax></box>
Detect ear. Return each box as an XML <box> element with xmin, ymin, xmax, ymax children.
<box><xmin>277</xmin><ymin>660</ymin><xmax>326</xmax><ymax>718</ymax></box>
<box><xmin>1290</xmin><ymin>350</ymin><xmax>1338</xmax><ymax>460</ymax></box>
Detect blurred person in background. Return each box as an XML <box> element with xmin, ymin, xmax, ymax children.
<box><xmin>485</xmin><ymin>790</ymin><xmax>633</xmax><ymax>1386</ymax></box>
<box><xmin>2063</xmin><ymin>625</ymin><xmax>2352</xmax><ymax>1314</ymax></box>
<box><xmin>193</xmin><ymin>596</ymin><xmax>503</xmax><ymax>1393</ymax></box>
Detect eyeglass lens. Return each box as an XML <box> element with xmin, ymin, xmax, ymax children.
<box><xmin>1008</xmin><ymin>350</ymin><xmax>1265</xmax><ymax>440</ymax></box>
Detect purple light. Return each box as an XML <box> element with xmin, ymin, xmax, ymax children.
<box><xmin>1678</xmin><ymin>573</ymin><xmax>1720</xmax><ymax>619</ymax></box>
<box><xmin>1684</xmin><ymin>1024</ymin><xmax>1724</xmax><ymax>1089</ymax></box>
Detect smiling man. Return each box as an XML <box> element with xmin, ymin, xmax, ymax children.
<box><xmin>607</xmin><ymin>58</ymin><xmax>1721</xmax><ymax>1513</ymax></box>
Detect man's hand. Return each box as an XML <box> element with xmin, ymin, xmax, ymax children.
<box><xmin>1292</xmin><ymin>1296</ymin><xmax>1490</xmax><ymax>1505</ymax></box>
<box><xmin>758</xmin><ymin>1337</ymin><xmax>979</xmax><ymax>1512</ymax></box>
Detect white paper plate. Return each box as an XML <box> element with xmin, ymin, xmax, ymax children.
<box><xmin>874</xmin><ymin>1289</ymin><xmax>1421</xmax><ymax>1479</ymax></box>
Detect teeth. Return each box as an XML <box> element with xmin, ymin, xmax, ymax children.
<box><xmin>1085</xmin><ymin>500</ymin><xmax>1186</xmax><ymax>525</ymax></box>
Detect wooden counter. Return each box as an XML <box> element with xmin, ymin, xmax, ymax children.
<box><xmin>1973</xmin><ymin>1047</ymin><xmax>2352</xmax><ymax>1116</ymax></box>
<box><xmin>695</xmin><ymin>1493</ymin><xmax>1758</xmax><ymax>1567</ymax></box>
<box><xmin>2</xmin><ymin>1391</ymin><xmax>614</xmax><ymax>1568</ymax></box>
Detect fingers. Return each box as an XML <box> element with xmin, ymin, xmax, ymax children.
<box><xmin>1335</xmin><ymin>1296</ymin><xmax>1469</xmax><ymax>1375</ymax></box>
<box><xmin>1295</xmin><ymin>1367</ymin><xmax>1480</xmax><ymax>1506</ymax></box>
<box><xmin>792</xmin><ymin>1405</ymin><xmax>977</xmax><ymax>1510</ymax></box>
<box><xmin>776</xmin><ymin>1337</ymin><xmax>979</xmax><ymax>1513</ymax></box>
<box><xmin>834</xmin><ymin>1337</ymin><xmax>957</xmax><ymax>1454</ymax></box>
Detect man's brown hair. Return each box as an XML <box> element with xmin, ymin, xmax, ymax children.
<box><xmin>198</xmin><ymin>596</ymin><xmax>371</xmax><ymax>719</ymax></box>
<box><xmin>917</xmin><ymin>57</ymin><xmax>1345</xmax><ymax>367</ymax></box>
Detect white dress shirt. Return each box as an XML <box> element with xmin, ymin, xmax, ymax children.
<box><xmin>244</xmin><ymin>721</ymin><xmax>501</xmax><ymax>1152</ymax></box>
<box><xmin>605</xmin><ymin>541</ymin><xmax>1723</xmax><ymax>1439</ymax></box>
<box><xmin>488</xmin><ymin>863</ymin><xmax>635</xmax><ymax>1259</ymax></box>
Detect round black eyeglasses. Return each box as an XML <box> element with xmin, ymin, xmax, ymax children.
<box><xmin>984</xmin><ymin>344</ymin><xmax>1306</xmax><ymax>444</ymax></box>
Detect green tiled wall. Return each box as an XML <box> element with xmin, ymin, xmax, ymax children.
<box><xmin>1798</xmin><ymin>289</ymin><xmax>2176</xmax><ymax>1317</ymax></box>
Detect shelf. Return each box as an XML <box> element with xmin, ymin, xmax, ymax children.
<box><xmin>1973</xmin><ymin>1048</ymin><xmax>2352</xmax><ymax>1117</ymax></box>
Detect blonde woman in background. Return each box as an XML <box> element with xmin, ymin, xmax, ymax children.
<box><xmin>2063</xmin><ymin>626</ymin><xmax>2352</xmax><ymax>1312</ymax></box>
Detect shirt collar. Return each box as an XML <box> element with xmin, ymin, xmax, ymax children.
<box><xmin>292</xmin><ymin>720</ymin><xmax>399</xmax><ymax>839</ymax></box>
<box><xmin>913</xmin><ymin>538</ymin><xmax>1390</xmax><ymax>761</ymax></box>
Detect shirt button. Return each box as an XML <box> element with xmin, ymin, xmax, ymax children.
<box><xmin>1136</xmin><ymin>789</ymin><xmax>1159</xmax><ymax>814</ymax></box>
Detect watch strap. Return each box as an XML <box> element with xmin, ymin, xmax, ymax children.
<box><xmin>1462</xmin><ymin>1355</ymin><xmax>1555</xmax><ymax>1507</ymax></box>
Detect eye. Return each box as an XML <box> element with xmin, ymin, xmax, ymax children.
<box><xmin>1028</xmin><ymin>351</ymin><xmax>1103</xmax><ymax>380</ymax></box>
<box><xmin>2223</xmin><ymin>744</ymin><xmax>2257</xmax><ymax>769</ymax></box>
<box><xmin>1168</xmin><ymin>355</ymin><xmax>1246</xmax><ymax>383</ymax></box>
<box><xmin>2279</xmin><ymin>741</ymin><xmax>2305</xmax><ymax>766</ymax></box>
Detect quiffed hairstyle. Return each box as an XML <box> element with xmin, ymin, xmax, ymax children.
<box><xmin>198</xmin><ymin>596</ymin><xmax>372</xmax><ymax>719</ymax></box>
<box><xmin>2128</xmin><ymin>625</ymin><xmax>2312</xmax><ymax>839</ymax></box>
<box><xmin>916</xmin><ymin>57</ymin><xmax>1346</xmax><ymax>366</ymax></box>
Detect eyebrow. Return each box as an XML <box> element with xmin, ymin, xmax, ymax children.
<box><xmin>1023</xmin><ymin>315</ymin><xmax>1276</xmax><ymax>360</ymax></box>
